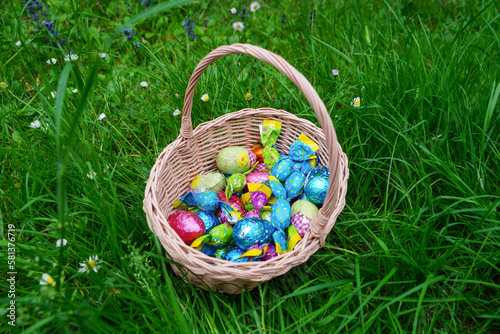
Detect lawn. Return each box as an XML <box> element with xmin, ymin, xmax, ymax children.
<box><xmin>1</xmin><ymin>0</ymin><xmax>499</xmax><ymax>333</ymax></box>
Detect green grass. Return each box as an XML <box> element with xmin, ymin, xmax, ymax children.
<box><xmin>1</xmin><ymin>0</ymin><xmax>499</xmax><ymax>332</ymax></box>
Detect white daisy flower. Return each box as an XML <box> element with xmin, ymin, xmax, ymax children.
<box><xmin>39</xmin><ymin>273</ymin><xmax>56</xmax><ymax>286</ymax></box>
<box><xmin>78</xmin><ymin>255</ymin><xmax>102</xmax><ymax>274</ymax></box>
<box><xmin>332</xmin><ymin>69</ymin><xmax>339</xmax><ymax>76</ymax></box>
<box><xmin>250</xmin><ymin>1</ymin><xmax>260</xmax><ymax>12</ymax></box>
<box><xmin>55</xmin><ymin>239</ymin><xmax>68</xmax><ymax>247</ymax></box>
<box><xmin>46</xmin><ymin>58</ymin><xmax>57</xmax><ymax>64</ymax></box>
<box><xmin>98</xmin><ymin>53</ymin><xmax>107</xmax><ymax>58</ymax></box>
<box><xmin>175</xmin><ymin>93</ymin><xmax>180</xmax><ymax>98</ymax></box>
<box><xmin>64</xmin><ymin>52</ymin><xmax>79</xmax><ymax>61</ymax></box>
<box><xmin>87</xmin><ymin>171</ymin><xmax>97</xmax><ymax>179</ymax></box>
<box><xmin>72</xmin><ymin>88</ymin><xmax>78</xmax><ymax>93</ymax></box>
<box><xmin>30</xmin><ymin>120</ymin><xmax>41</xmax><ymax>129</ymax></box>
<box><xmin>173</xmin><ymin>109</ymin><xmax>181</xmax><ymax>116</ymax></box>
<box><xmin>201</xmin><ymin>94</ymin><xmax>209</xmax><ymax>102</ymax></box>
<box><xmin>140</xmin><ymin>81</ymin><xmax>148</xmax><ymax>88</ymax></box>
<box><xmin>230</xmin><ymin>7</ymin><xmax>237</xmax><ymax>14</ymax></box>
<box><xmin>351</xmin><ymin>97</ymin><xmax>361</xmax><ymax>107</ymax></box>
<box><xmin>97</xmin><ymin>113</ymin><xmax>106</xmax><ymax>121</ymax></box>
<box><xmin>16</xmin><ymin>40</ymin><xmax>22</xmax><ymax>46</ymax></box>
<box><xmin>51</xmin><ymin>91</ymin><xmax>56</xmax><ymax>99</ymax></box>
<box><xmin>233</xmin><ymin>22</ymin><xmax>245</xmax><ymax>31</ymax></box>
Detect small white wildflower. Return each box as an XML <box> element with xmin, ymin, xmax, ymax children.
<box><xmin>351</xmin><ymin>97</ymin><xmax>361</xmax><ymax>107</ymax></box>
<box><xmin>72</xmin><ymin>88</ymin><xmax>78</xmax><ymax>93</ymax></box>
<box><xmin>51</xmin><ymin>91</ymin><xmax>56</xmax><ymax>99</ymax></box>
<box><xmin>332</xmin><ymin>69</ymin><xmax>339</xmax><ymax>76</ymax></box>
<box><xmin>98</xmin><ymin>53</ymin><xmax>107</xmax><ymax>58</ymax></box>
<box><xmin>233</xmin><ymin>22</ymin><xmax>245</xmax><ymax>31</ymax></box>
<box><xmin>140</xmin><ymin>81</ymin><xmax>148</xmax><ymax>88</ymax></box>
<box><xmin>39</xmin><ymin>273</ymin><xmax>56</xmax><ymax>286</ymax></box>
<box><xmin>175</xmin><ymin>93</ymin><xmax>180</xmax><ymax>98</ymax></box>
<box><xmin>55</xmin><ymin>239</ymin><xmax>68</xmax><ymax>247</ymax></box>
<box><xmin>97</xmin><ymin>113</ymin><xmax>106</xmax><ymax>121</ymax></box>
<box><xmin>64</xmin><ymin>52</ymin><xmax>79</xmax><ymax>61</ymax></box>
<box><xmin>173</xmin><ymin>109</ymin><xmax>181</xmax><ymax>116</ymax></box>
<box><xmin>16</xmin><ymin>40</ymin><xmax>22</xmax><ymax>47</ymax></box>
<box><xmin>230</xmin><ymin>7</ymin><xmax>237</xmax><ymax>14</ymax></box>
<box><xmin>78</xmin><ymin>255</ymin><xmax>102</xmax><ymax>274</ymax></box>
<box><xmin>250</xmin><ymin>1</ymin><xmax>260</xmax><ymax>12</ymax></box>
<box><xmin>46</xmin><ymin>58</ymin><xmax>57</xmax><ymax>64</ymax></box>
<box><xmin>201</xmin><ymin>94</ymin><xmax>209</xmax><ymax>102</ymax></box>
<box><xmin>87</xmin><ymin>171</ymin><xmax>97</xmax><ymax>179</ymax></box>
<box><xmin>30</xmin><ymin>120</ymin><xmax>41</xmax><ymax>129</ymax></box>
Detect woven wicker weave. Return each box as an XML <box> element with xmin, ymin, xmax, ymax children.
<box><xmin>143</xmin><ymin>44</ymin><xmax>349</xmax><ymax>294</ymax></box>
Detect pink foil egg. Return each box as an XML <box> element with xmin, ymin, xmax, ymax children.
<box><xmin>246</xmin><ymin>171</ymin><xmax>269</xmax><ymax>184</ymax></box>
<box><xmin>168</xmin><ymin>211</ymin><xmax>206</xmax><ymax>244</ymax></box>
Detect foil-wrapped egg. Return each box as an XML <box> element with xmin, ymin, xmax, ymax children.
<box><xmin>270</xmin><ymin>157</ymin><xmax>293</xmax><ymax>181</ymax></box>
<box><xmin>272</xmin><ymin>229</ymin><xmax>288</xmax><ymax>254</ymax></box>
<box><xmin>233</xmin><ymin>218</ymin><xmax>275</xmax><ymax>250</ymax></box>
<box><xmin>191</xmin><ymin>172</ymin><xmax>226</xmax><ymax>193</ymax></box>
<box><xmin>247</xmin><ymin>149</ymin><xmax>257</xmax><ymax>167</ymax></box>
<box><xmin>217</xmin><ymin>192</ymin><xmax>246</xmax><ymax>224</ymax></box>
<box><xmin>198</xmin><ymin>245</ymin><xmax>217</xmax><ymax>256</ymax></box>
<box><xmin>244</xmin><ymin>210</ymin><xmax>261</xmax><ymax>219</ymax></box>
<box><xmin>262</xmin><ymin>147</ymin><xmax>280</xmax><ymax>170</ymax></box>
<box><xmin>268</xmin><ymin>176</ymin><xmax>287</xmax><ymax>200</ymax></box>
<box><xmin>252</xmin><ymin>146</ymin><xmax>265</xmax><ymax>162</ymax></box>
<box><xmin>262</xmin><ymin>245</ymin><xmax>279</xmax><ymax>261</ymax></box>
<box><xmin>290</xmin><ymin>200</ymin><xmax>318</xmax><ymax>237</ymax></box>
<box><xmin>214</xmin><ymin>246</ymin><xmax>231</xmax><ymax>259</ymax></box>
<box><xmin>271</xmin><ymin>198</ymin><xmax>291</xmax><ymax>230</ymax></box>
<box><xmin>168</xmin><ymin>211</ymin><xmax>206</xmax><ymax>244</ymax></box>
<box><xmin>216</xmin><ymin>146</ymin><xmax>252</xmax><ymax>175</ymax></box>
<box><xmin>192</xmin><ymin>191</ymin><xmax>220</xmax><ymax>211</ymax></box>
<box><xmin>224</xmin><ymin>248</ymin><xmax>254</xmax><ymax>262</ymax></box>
<box><xmin>195</xmin><ymin>210</ymin><xmax>220</xmax><ymax>234</ymax></box>
<box><xmin>285</xmin><ymin>171</ymin><xmax>306</xmax><ymax>199</ymax></box>
<box><xmin>308</xmin><ymin>166</ymin><xmax>330</xmax><ymax>179</ymax></box>
<box><xmin>227</xmin><ymin>173</ymin><xmax>247</xmax><ymax>193</ymax></box>
<box><xmin>246</xmin><ymin>171</ymin><xmax>269</xmax><ymax>184</ymax></box>
<box><xmin>208</xmin><ymin>224</ymin><xmax>233</xmax><ymax>248</ymax></box>
<box><xmin>304</xmin><ymin>174</ymin><xmax>329</xmax><ymax>205</ymax></box>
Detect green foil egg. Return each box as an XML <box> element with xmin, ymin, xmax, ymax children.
<box><xmin>216</xmin><ymin>146</ymin><xmax>252</xmax><ymax>175</ymax></box>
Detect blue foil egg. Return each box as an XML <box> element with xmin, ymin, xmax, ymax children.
<box><xmin>192</xmin><ymin>191</ymin><xmax>220</xmax><ymax>211</ymax></box>
<box><xmin>285</xmin><ymin>172</ymin><xmax>306</xmax><ymax>199</ymax></box>
<box><xmin>271</xmin><ymin>199</ymin><xmax>291</xmax><ymax>229</ymax></box>
<box><xmin>296</xmin><ymin>193</ymin><xmax>309</xmax><ymax>201</ymax></box>
<box><xmin>214</xmin><ymin>247</ymin><xmax>231</xmax><ymax>259</ymax></box>
<box><xmin>199</xmin><ymin>245</ymin><xmax>217</xmax><ymax>256</ymax></box>
<box><xmin>224</xmin><ymin>248</ymin><xmax>261</xmax><ymax>262</ymax></box>
<box><xmin>308</xmin><ymin>166</ymin><xmax>330</xmax><ymax>179</ymax></box>
<box><xmin>270</xmin><ymin>157</ymin><xmax>293</xmax><ymax>181</ymax></box>
<box><xmin>304</xmin><ymin>174</ymin><xmax>330</xmax><ymax>205</ymax></box>
<box><xmin>195</xmin><ymin>210</ymin><xmax>220</xmax><ymax>233</ymax></box>
<box><xmin>269</xmin><ymin>177</ymin><xmax>287</xmax><ymax>200</ymax></box>
<box><xmin>233</xmin><ymin>218</ymin><xmax>275</xmax><ymax>250</ymax></box>
<box><xmin>300</xmin><ymin>160</ymin><xmax>315</xmax><ymax>176</ymax></box>
<box><xmin>272</xmin><ymin>229</ymin><xmax>288</xmax><ymax>254</ymax></box>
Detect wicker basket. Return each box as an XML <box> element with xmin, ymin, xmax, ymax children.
<box><xmin>143</xmin><ymin>43</ymin><xmax>349</xmax><ymax>294</ymax></box>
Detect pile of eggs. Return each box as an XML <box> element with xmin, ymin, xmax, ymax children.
<box><xmin>167</xmin><ymin>141</ymin><xmax>330</xmax><ymax>263</ymax></box>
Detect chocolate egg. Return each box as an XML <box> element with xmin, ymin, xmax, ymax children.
<box><xmin>216</xmin><ymin>146</ymin><xmax>252</xmax><ymax>175</ymax></box>
<box><xmin>244</xmin><ymin>210</ymin><xmax>261</xmax><ymax>219</ymax></box>
<box><xmin>214</xmin><ymin>246</ymin><xmax>231</xmax><ymax>259</ymax></box>
<box><xmin>168</xmin><ymin>211</ymin><xmax>206</xmax><ymax>244</ymax></box>
<box><xmin>246</xmin><ymin>171</ymin><xmax>269</xmax><ymax>184</ymax></box>
<box><xmin>285</xmin><ymin>172</ymin><xmax>306</xmax><ymax>199</ymax></box>
<box><xmin>192</xmin><ymin>191</ymin><xmax>220</xmax><ymax>211</ymax></box>
<box><xmin>308</xmin><ymin>166</ymin><xmax>330</xmax><ymax>179</ymax></box>
<box><xmin>191</xmin><ymin>172</ymin><xmax>226</xmax><ymax>193</ymax></box>
<box><xmin>195</xmin><ymin>210</ymin><xmax>220</xmax><ymax>233</ymax></box>
<box><xmin>268</xmin><ymin>176</ymin><xmax>287</xmax><ymax>200</ymax></box>
<box><xmin>253</xmin><ymin>163</ymin><xmax>269</xmax><ymax>172</ymax></box>
<box><xmin>247</xmin><ymin>149</ymin><xmax>257</xmax><ymax>167</ymax></box>
<box><xmin>262</xmin><ymin>245</ymin><xmax>279</xmax><ymax>261</ymax></box>
<box><xmin>227</xmin><ymin>173</ymin><xmax>247</xmax><ymax>193</ymax></box>
<box><xmin>224</xmin><ymin>248</ymin><xmax>252</xmax><ymax>262</ymax></box>
<box><xmin>271</xmin><ymin>198</ymin><xmax>291</xmax><ymax>229</ymax></box>
<box><xmin>272</xmin><ymin>229</ymin><xmax>288</xmax><ymax>254</ymax></box>
<box><xmin>217</xmin><ymin>192</ymin><xmax>246</xmax><ymax>224</ymax></box>
<box><xmin>233</xmin><ymin>218</ymin><xmax>275</xmax><ymax>250</ymax></box>
<box><xmin>270</xmin><ymin>157</ymin><xmax>293</xmax><ymax>181</ymax></box>
<box><xmin>290</xmin><ymin>200</ymin><xmax>318</xmax><ymax>237</ymax></box>
<box><xmin>304</xmin><ymin>174</ymin><xmax>329</xmax><ymax>205</ymax></box>
<box><xmin>262</xmin><ymin>147</ymin><xmax>280</xmax><ymax>170</ymax></box>
<box><xmin>198</xmin><ymin>245</ymin><xmax>217</xmax><ymax>256</ymax></box>
<box><xmin>252</xmin><ymin>146</ymin><xmax>264</xmax><ymax>162</ymax></box>
<box><xmin>208</xmin><ymin>224</ymin><xmax>233</xmax><ymax>248</ymax></box>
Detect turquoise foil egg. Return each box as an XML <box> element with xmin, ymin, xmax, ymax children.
<box><xmin>285</xmin><ymin>171</ymin><xmax>306</xmax><ymax>199</ymax></box>
<box><xmin>195</xmin><ymin>210</ymin><xmax>220</xmax><ymax>233</ymax></box>
<box><xmin>271</xmin><ymin>198</ymin><xmax>291</xmax><ymax>230</ymax></box>
<box><xmin>199</xmin><ymin>245</ymin><xmax>217</xmax><ymax>256</ymax></box>
<box><xmin>233</xmin><ymin>218</ymin><xmax>275</xmax><ymax>250</ymax></box>
<box><xmin>308</xmin><ymin>166</ymin><xmax>330</xmax><ymax>179</ymax></box>
<box><xmin>192</xmin><ymin>191</ymin><xmax>220</xmax><ymax>211</ymax></box>
<box><xmin>224</xmin><ymin>248</ymin><xmax>261</xmax><ymax>262</ymax></box>
<box><xmin>270</xmin><ymin>157</ymin><xmax>293</xmax><ymax>181</ymax></box>
<box><xmin>304</xmin><ymin>174</ymin><xmax>330</xmax><ymax>205</ymax></box>
<box><xmin>272</xmin><ymin>229</ymin><xmax>288</xmax><ymax>254</ymax></box>
<box><xmin>269</xmin><ymin>177</ymin><xmax>287</xmax><ymax>200</ymax></box>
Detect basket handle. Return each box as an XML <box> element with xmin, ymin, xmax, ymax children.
<box><xmin>180</xmin><ymin>43</ymin><xmax>342</xmax><ymax>241</ymax></box>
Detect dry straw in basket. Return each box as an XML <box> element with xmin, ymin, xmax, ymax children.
<box><xmin>143</xmin><ymin>43</ymin><xmax>349</xmax><ymax>294</ymax></box>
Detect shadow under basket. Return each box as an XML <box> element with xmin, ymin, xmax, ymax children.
<box><xmin>143</xmin><ymin>44</ymin><xmax>349</xmax><ymax>294</ymax></box>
